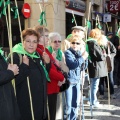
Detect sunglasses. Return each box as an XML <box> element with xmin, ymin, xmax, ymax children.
<box><xmin>53</xmin><ymin>41</ymin><xmax>61</xmax><ymax>43</ymax></box>
<box><xmin>71</xmin><ymin>42</ymin><xmax>80</xmax><ymax>45</ymax></box>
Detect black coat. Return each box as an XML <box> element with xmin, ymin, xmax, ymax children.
<box><xmin>0</xmin><ymin>54</ymin><xmax>20</xmax><ymax>120</ymax></box>
<box><xmin>110</xmin><ymin>36</ymin><xmax>120</xmax><ymax>58</ymax></box>
<box><xmin>8</xmin><ymin>53</ymin><xmax>49</xmax><ymax>120</ymax></box>
<box><xmin>87</xmin><ymin>40</ymin><xmax>108</xmax><ymax>78</ymax></box>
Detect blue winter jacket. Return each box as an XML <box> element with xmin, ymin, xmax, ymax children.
<box><xmin>64</xmin><ymin>48</ymin><xmax>88</xmax><ymax>84</ymax></box>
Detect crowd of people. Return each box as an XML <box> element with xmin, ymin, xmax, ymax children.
<box><xmin>0</xmin><ymin>18</ymin><xmax>120</xmax><ymax>120</ymax></box>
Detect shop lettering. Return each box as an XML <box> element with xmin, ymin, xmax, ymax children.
<box><xmin>108</xmin><ymin>1</ymin><xmax>120</xmax><ymax>12</ymax></box>
<box><xmin>65</xmin><ymin>0</ymin><xmax>86</xmax><ymax>12</ymax></box>
<box><xmin>110</xmin><ymin>1</ymin><xmax>119</xmax><ymax>5</ymax></box>
<box><xmin>73</xmin><ymin>2</ymin><xmax>84</xmax><ymax>10</ymax></box>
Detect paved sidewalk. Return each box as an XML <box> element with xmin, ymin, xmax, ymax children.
<box><xmin>81</xmin><ymin>87</ymin><xmax>120</xmax><ymax>120</ymax></box>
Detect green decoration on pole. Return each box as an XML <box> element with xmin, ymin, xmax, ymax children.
<box><xmin>0</xmin><ymin>0</ymin><xmax>11</xmax><ymax>18</ymax></box>
<box><xmin>72</xmin><ymin>18</ymin><xmax>75</xmax><ymax>23</ymax></box>
<box><xmin>87</xmin><ymin>21</ymin><xmax>91</xmax><ymax>28</ymax></box>
<box><xmin>38</xmin><ymin>11</ymin><xmax>47</xmax><ymax>26</ymax></box>
<box><xmin>0</xmin><ymin>47</ymin><xmax>3</xmax><ymax>56</ymax></box>
<box><xmin>11</xmin><ymin>7</ymin><xmax>18</xmax><ymax>19</ymax></box>
<box><xmin>0</xmin><ymin>0</ymin><xmax>4</xmax><ymax>7</ymax></box>
<box><xmin>98</xmin><ymin>24</ymin><xmax>102</xmax><ymax>29</ymax></box>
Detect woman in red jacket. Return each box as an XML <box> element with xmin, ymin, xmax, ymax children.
<box><xmin>35</xmin><ymin>25</ymin><xmax>65</xmax><ymax>120</ymax></box>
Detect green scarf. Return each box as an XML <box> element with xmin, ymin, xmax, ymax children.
<box><xmin>12</xmin><ymin>43</ymin><xmax>39</xmax><ymax>58</ymax></box>
<box><xmin>0</xmin><ymin>47</ymin><xmax>6</xmax><ymax>61</ymax></box>
<box><xmin>0</xmin><ymin>47</ymin><xmax>3</xmax><ymax>56</ymax></box>
<box><xmin>12</xmin><ymin>43</ymin><xmax>50</xmax><ymax>81</ymax></box>
<box><xmin>86</xmin><ymin>37</ymin><xmax>97</xmax><ymax>60</ymax></box>
<box><xmin>47</xmin><ymin>46</ymin><xmax>62</xmax><ymax>61</ymax></box>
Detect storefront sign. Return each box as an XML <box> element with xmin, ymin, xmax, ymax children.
<box><xmin>103</xmin><ymin>14</ymin><xmax>111</xmax><ymax>22</ymax></box>
<box><xmin>22</xmin><ymin>3</ymin><xmax>31</xmax><ymax>18</ymax></box>
<box><xmin>107</xmin><ymin>0</ymin><xmax>120</xmax><ymax>13</ymax></box>
<box><xmin>65</xmin><ymin>0</ymin><xmax>86</xmax><ymax>12</ymax></box>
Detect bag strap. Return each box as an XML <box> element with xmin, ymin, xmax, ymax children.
<box><xmin>107</xmin><ymin>42</ymin><xmax>110</xmax><ymax>55</ymax></box>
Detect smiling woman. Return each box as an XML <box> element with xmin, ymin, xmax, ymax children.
<box><xmin>7</xmin><ymin>28</ymin><xmax>51</xmax><ymax>120</ymax></box>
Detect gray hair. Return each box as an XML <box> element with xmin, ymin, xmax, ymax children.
<box><xmin>48</xmin><ymin>32</ymin><xmax>61</xmax><ymax>42</ymax></box>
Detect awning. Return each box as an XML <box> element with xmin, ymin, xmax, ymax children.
<box><xmin>65</xmin><ymin>8</ymin><xmax>85</xmax><ymax>16</ymax></box>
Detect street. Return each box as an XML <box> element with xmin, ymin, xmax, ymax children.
<box><xmin>82</xmin><ymin>87</ymin><xmax>120</xmax><ymax>120</ymax></box>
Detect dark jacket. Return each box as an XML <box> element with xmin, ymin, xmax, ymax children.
<box><xmin>36</xmin><ymin>44</ymin><xmax>64</xmax><ymax>94</ymax></box>
<box><xmin>0</xmin><ymin>54</ymin><xmax>20</xmax><ymax>120</ymax></box>
<box><xmin>8</xmin><ymin>52</ymin><xmax>49</xmax><ymax>120</ymax></box>
<box><xmin>111</xmin><ymin>36</ymin><xmax>120</xmax><ymax>58</ymax></box>
<box><xmin>87</xmin><ymin>39</ymin><xmax>108</xmax><ymax>78</ymax></box>
<box><xmin>64</xmin><ymin>48</ymin><xmax>88</xmax><ymax>84</ymax></box>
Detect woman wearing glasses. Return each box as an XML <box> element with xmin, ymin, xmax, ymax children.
<box><xmin>47</xmin><ymin>32</ymin><xmax>69</xmax><ymax>120</ymax></box>
<box><xmin>7</xmin><ymin>28</ymin><xmax>50</xmax><ymax>120</ymax></box>
<box><xmin>64</xmin><ymin>35</ymin><xmax>88</xmax><ymax>120</ymax></box>
<box><xmin>35</xmin><ymin>27</ymin><xmax>65</xmax><ymax>120</ymax></box>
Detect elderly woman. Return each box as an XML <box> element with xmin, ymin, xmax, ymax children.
<box><xmin>64</xmin><ymin>35</ymin><xmax>88</xmax><ymax>120</ymax></box>
<box><xmin>8</xmin><ymin>28</ymin><xmax>50</xmax><ymax>120</ymax></box>
<box><xmin>47</xmin><ymin>32</ymin><xmax>69</xmax><ymax>119</ymax></box>
<box><xmin>86</xmin><ymin>28</ymin><xmax>108</xmax><ymax>108</ymax></box>
<box><xmin>34</xmin><ymin>26</ymin><xmax>65</xmax><ymax>120</ymax></box>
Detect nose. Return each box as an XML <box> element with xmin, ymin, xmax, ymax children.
<box><xmin>30</xmin><ymin>41</ymin><xmax>34</xmax><ymax>46</ymax></box>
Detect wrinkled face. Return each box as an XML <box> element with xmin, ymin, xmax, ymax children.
<box><xmin>23</xmin><ymin>35</ymin><xmax>38</xmax><ymax>54</ymax></box>
<box><xmin>72</xmin><ymin>29</ymin><xmax>85</xmax><ymax>39</ymax></box>
<box><xmin>70</xmin><ymin>39</ymin><xmax>81</xmax><ymax>51</ymax></box>
<box><xmin>39</xmin><ymin>32</ymin><xmax>49</xmax><ymax>47</ymax></box>
<box><xmin>51</xmin><ymin>36</ymin><xmax>61</xmax><ymax>51</ymax></box>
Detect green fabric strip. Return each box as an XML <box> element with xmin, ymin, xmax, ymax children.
<box><xmin>12</xmin><ymin>43</ymin><xmax>50</xmax><ymax>81</ymax></box>
<box><xmin>85</xmin><ymin>37</ymin><xmax>97</xmax><ymax>60</ymax></box>
<box><xmin>38</xmin><ymin>11</ymin><xmax>47</xmax><ymax>26</ymax></box>
<box><xmin>12</xmin><ymin>43</ymin><xmax>39</xmax><ymax>58</ymax></box>
<box><xmin>0</xmin><ymin>47</ymin><xmax>3</xmax><ymax>55</ymax></box>
<box><xmin>47</xmin><ymin>46</ymin><xmax>62</xmax><ymax>61</ymax></box>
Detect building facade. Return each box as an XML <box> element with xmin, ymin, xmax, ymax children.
<box><xmin>0</xmin><ymin>0</ymin><xmax>105</xmax><ymax>53</ymax></box>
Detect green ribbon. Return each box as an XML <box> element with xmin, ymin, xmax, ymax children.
<box><xmin>12</xmin><ymin>43</ymin><xmax>50</xmax><ymax>81</ymax></box>
<box><xmin>47</xmin><ymin>46</ymin><xmax>62</xmax><ymax>61</ymax></box>
<box><xmin>96</xmin><ymin>23</ymin><xmax>102</xmax><ymax>29</ymax></box>
<box><xmin>86</xmin><ymin>21</ymin><xmax>91</xmax><ymax>28</ymax></box>
<box><xmin>0</xmin><ymin>47</ymin><xmax>6</xmax><ymax>61</ymax></box>
<box><xmin>72</xmin><ymin>17</ymin><xmax>75</xmax><ymax>23</ymax></box>
<box><xmin>0</xmin><ymin>0</ymin><xmax>11</xmax><ymax>18</ymax></box>
<box><xmin>0</xmin><ymin>47</ymin><xmax>3</xmax><ymax>56</ymax></box>
<box><xmin>40</xmin><ymin>61</ymin><xmax>50</xmax><ymax>82</ymax></box>
<box><xmin>86</xmin><ymin>37</ymin><xmax>97</xmax><ymax>60</ymax></box>
<box><xmin>38</xmin><ymin>11</ymin><xmax>47</xmax><ymax>26</ymax></box>
<box><xmin>67</xmin><ymin>34</ymin><xmax>72</xmax><ymax>39</ymax></box>
<box><xmin>11</xmin><ymin>7</ymin><xmax>18</xmax><ymax>19</ymax></box>
<box><xmin>12</xmin><ymin>43</ymin><xmax>39</xmax><ymax>58</ymax></box>
<box><xmin>0</xmin><ymin>0</ymin><xmax>3</xmax><ymax>7</ymax></box>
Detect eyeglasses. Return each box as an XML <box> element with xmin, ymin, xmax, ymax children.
<box><xmin>42</xmin><ymin>35</ymin><xmax>49</xmax><ymax>37</ymax></box>
<box><xmin>71</xmin><ymin>42</ymin><xmax>80</xmax><ymax>45</ymax></box>
<box><xmin>53</xmin><ymin>41</ymin><xmax>61</xmax><ymax>43</ymax></box>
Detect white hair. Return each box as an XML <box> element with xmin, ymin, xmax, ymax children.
<box><xmin>48</xmin><ymin>32</ymin><xmax>61</xmax><ymax>42</ymax></box>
